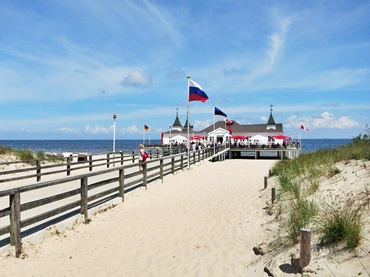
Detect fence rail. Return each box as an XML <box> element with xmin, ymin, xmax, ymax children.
<box><xmin>0</xmin><ymin>146</ymin><xmax>227</xmax><ymax>257</ymax></box>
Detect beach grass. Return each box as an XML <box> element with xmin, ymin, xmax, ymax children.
<box><xmin>271</xmin><ymin>134</ymin><xmax>370</xmax><ymax>248</ymax></box>
<box><xmin>0</xmin><ymin>146</ymin><xmax>63</xmax><ymax>164</ymax></box>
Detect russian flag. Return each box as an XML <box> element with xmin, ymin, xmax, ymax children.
<box><xmin>189</xmin><ymin>80</ymin><xmax>208</xmax><ymax>102</ymax></box>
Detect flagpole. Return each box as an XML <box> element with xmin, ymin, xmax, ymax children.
<box><xmin>187</xmin><ymin>75</ymin><xmax>190</xmax><ymax>169</ymax></box>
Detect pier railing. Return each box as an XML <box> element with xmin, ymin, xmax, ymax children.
<box><xmin>0</xmin><ymin>146</ymin><xmax>227</xmax><ymax>257</ymax></box>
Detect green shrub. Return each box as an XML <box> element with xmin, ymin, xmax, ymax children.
<box><xmin>316</xmin><ymin>197</ymin><xmax>363</xmax><ymax>249</ymax></box>
<box><xmin>287</xmin><ymin>198</ymin><xmax>317</xmax><ymax>243</ymax></box>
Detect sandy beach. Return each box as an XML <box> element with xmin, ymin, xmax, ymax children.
<box><xmin>0</xmin><ymin>157</ymin><xmax>369</xmax><ymax>276</ymax></box>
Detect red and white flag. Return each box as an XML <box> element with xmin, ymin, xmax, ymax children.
<box><xmin>300</xmin><ymin>123</ymin><xmax>308</xmax><ymax>131</ymax></box>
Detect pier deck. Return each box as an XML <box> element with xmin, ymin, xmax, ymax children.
<box><xmin>227</xmin><ymin>147</ymin><xmax>300</xmax><ymax>160</ymax></box>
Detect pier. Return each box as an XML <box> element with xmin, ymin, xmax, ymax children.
<box><xmin>227</xmin><ymin>145</ymin><xmax>300</xmax><ymax>160</ymax></box>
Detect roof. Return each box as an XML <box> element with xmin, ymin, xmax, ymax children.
<box><xmin>172</xmin><ymin>108</ymin><xmax>182</xmax><ymax>129</ymax></box>
<box><xmin>267</xmin><ymin>112</ymin><xmax>276</xmax><ymax>125</ymax></box>
<box><xmin>199</xmin><ymin>121</ymin><xmax>283</xmax><ymax>134</ymax></box>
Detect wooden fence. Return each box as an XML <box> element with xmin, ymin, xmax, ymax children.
<box><xmin>0</xmin><ymin>146</ymin><xmax>186</xmax><ymax>184</ymax></box>
<box><xmin>0</xmin><ymin>146</ymin><xmax>228</xmax><ymax>257</ymax></box>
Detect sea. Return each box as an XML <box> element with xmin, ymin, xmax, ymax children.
<box><xmin>0</xmin><ymin>139</ymin><xmax>352</xmax><ymax>155</ymax></box>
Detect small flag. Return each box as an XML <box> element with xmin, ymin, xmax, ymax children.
<box><xmin>225</xmin><ymin>119</ymin><xmax>234</xmax><ymax>126</ymax></box>
<box><xmin>144</xmin><ymin>125</ymin><xmax>149</xmax><ymax>132</ymax></box>
<box><xmin>300</xmin><ymin>123</ymin><xmax>308</xmax><ymax>131</ymax></box>
<box><xmin>189</xmin><ymin>80</ymin><xmax>208</xmax><ymax>102</ymax></box>
<box><xmin>214</xmin><ymin>107</ymin><xmax>227</xmax><ymax>117</ymax></box>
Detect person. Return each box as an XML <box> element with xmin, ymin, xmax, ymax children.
<box><xmin>138</xmin><ymin>144</ymin><xmax>145</xmax><ymax>171</ymax></box>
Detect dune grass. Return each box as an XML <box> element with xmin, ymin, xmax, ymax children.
<box><xmin>271</xmin><ymin>134</ymin><xmax>370</xmax><ymax>249</ymax></box>
<box><xmin>0</xmin><ymin>146</ymin><xmax>63</xmax><ymax>164</ymax></box>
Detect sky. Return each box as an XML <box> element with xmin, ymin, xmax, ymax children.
<box><xmin>0</xmin><ymin>0</ymin><xmax>369</xmax><ymax>140</ymax></box>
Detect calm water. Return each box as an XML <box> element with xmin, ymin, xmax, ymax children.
<box><xmin>0</xmin><ymin>139</ymin><xmax>352</xmax><ymax>155</ymax></box>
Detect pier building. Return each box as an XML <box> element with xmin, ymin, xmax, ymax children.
<box><xmin>163</xmin><ymin>106</ymin><xmax>300</xmax><ymax>159</ymax></box>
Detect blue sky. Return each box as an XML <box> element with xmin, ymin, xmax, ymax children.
<box><xmin>0</xmin><ymin>0</ymin><xmax>369</xmax><ymax>140</ymax></box>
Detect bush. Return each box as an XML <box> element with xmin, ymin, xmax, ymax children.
<box><xmin>316</xmin><ymin>197</ymin><xmax>364</xmax><ymax>249</ymax></box>
<box><xmin>287</xmin><ymin>198</ymin><xmax>317</xmax><ymax>243</ymax></box>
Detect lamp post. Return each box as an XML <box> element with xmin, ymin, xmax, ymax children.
<box><xmin>112</xmin><ymin>113</ymin><xmax>117</xmax><ymax>153</ymax></box>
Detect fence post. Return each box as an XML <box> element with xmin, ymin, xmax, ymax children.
<box><xmin>36</xmin><ymin>160</ymin><xmax>41</xmax><ymax>182</ymax></box>
<box><xmin>160</xmin><ymin>159</ymin><xmax>164</xmax><ymax>183</ymax></box>
<box><xmin>299</xmin><ymin>228</ymin><xmax>312</xmax><ymax>272</ymax></box>
<box><xmin>106</xmin><ymin>154</ymin><xmax>110</xmax><ymax>168</ymax></box>
<box><xmin>67</xmin><ymin>156</ymin><xmax>71</xmax><ymax>176</ymax></box>
<box><xmin>193</xmin><ymin>152</ymin><xmax>195</xmax><ymax>165</ymax></box>
<box><xmin>181</xmin><ymin>154</ymin><xmax>184</xmax><ymax>169</ymax></box>
<box><xmin>80</xmin><ymin>177</ymin><xmax>89</xmax><ymax>223</ymax></box>
<box><xmin>171</xmin><ymin>157</ymin><xmax>175</xmax><ymax>174</ymax></box>
<box><xmin>143</xmin><ymin>163</ymin><xmax>148</xmax><ymax>190</ymax></box>
<box><xmin>119</xmin><ymin>168</ymin><xmax>124</xmax><ymax>202</ymax></box>
<box><xmin>271</xmin><ymin>187</ymin><xmax>276</xmax><ymax>204</ymax></box>
<box><xmin>149</xmin><ymin>149</ymin><xmax>152</xmax><ymax>159</ymax></box>
<box><xmin>10</xmin><ymin>192</ymin><xmax>22</xmax><ymax>258</ymax></box>
<box><xmin>157</xmin><ymin>149</ymin><xmax>159</xmax><ymax>158</ymax></box>
<box><xmin>120</xmin><ymin>152</ymin><xmax>124</xmax><ymax>165</ymax></box>
<box><xmin>198</xmin><ymin>151</ymin><xmax>201</xmax><ymax>162</ymax></box>
<box><xmin>89</xmin><ymin>155</ymin><xmax>93</xmax><ymax>171</ymax></box>
<box><xmin>132</xmin><ymin>151</ymin><xmax>135</xmax><ymax>163</ymax></box>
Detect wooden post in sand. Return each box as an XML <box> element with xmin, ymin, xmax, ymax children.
<box><xmin>264</xmin><ymin>176</ymin><xmax>268</xmax><ymax>189</ymax></box>
<box><xmin>80</xmin><ymin>177</ymin><xmax>89</xmax><ymax>223</ymax></box>
<box><xmin>143</xmin><ymin>163</ymin><xmax>148</xmax><ymax>190</ymax></box>
<box><xmin>160</xmin><ymin>159</ymin><xmax>164</xmax><ymax>183</ymax></box>
<box><xmin>299</xmin><ymin>228</ymin><xmax>312</xmax><ymax>272</ymax></box>
<box><xmin>10</xmin><ymin>192</ymin><xmax>22</xmax><ymax>258</ymax></box>
<box><xmin>271</xmin><ymin>187</ymin><xmax>276</xmax><ymax>204</ymax></box>
<box><xmin>119</xmin><ymin>168</ymin><xmax>125</xmax><ymax>201</ymax></box>
<box><xmin>171</xmin><ymin>157</ymin><xmax>175</xmax><ymax>174</ymax></box>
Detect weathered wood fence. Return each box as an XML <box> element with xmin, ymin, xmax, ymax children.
<box><xmin>0</xmin><ymin>146</ymin><xmax>185</xmax><ymax>184</ymax></box>
<box><xmin>0</xmin><ymin>146</ymin><xmax>228</xmax><ymax>257</ymax></box>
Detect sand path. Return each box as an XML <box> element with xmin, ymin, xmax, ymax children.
<box><xmin>0</xmin><ymin>159</ymin><xmax>275</xmax><ymax>276</ymax></box>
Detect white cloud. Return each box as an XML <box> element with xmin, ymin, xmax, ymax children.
<box><xmin>84</xmin><ymin>124</ymin><xmax>110</xmax><ymax>134</ymax></box>
<box><xmin>284</xmin><ymin>112</ymin><xmax>359</xmax><ymax>130</ymax></box>
<box><xmin>121</xmin><ymin>125</ymin><xmax>140</xmax><ymax>135</ymax></box>
<box><xmin>57</xmin><ymin>127</ymin><xmax>80</xmax><ymax>134</ymax></box>
<box><xmin>121</xmin><ymin>70</ymin><xmax>152</xmax><ymax>88</ymax></box>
